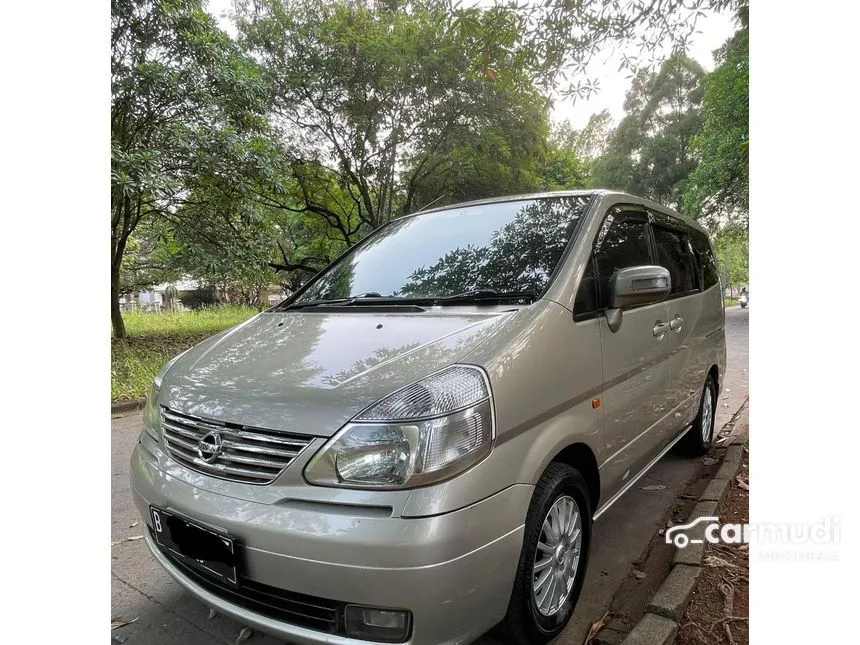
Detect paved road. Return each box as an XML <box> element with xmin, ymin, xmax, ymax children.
<box><xmin>111</xmin><ymin>307</ymin><xmax>749</xmax><ymax>645</ymax></box>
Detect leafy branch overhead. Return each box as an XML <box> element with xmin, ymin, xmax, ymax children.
<box><xmin>111</xmin><ymin>0</ymin><xmax>748</xmax><ymax>337</ymax></box>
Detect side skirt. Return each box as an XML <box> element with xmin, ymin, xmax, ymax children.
<box><xmin>593</xmin><ymin>425</ymin><xmax>691</xmax><ymax>521</ymax></box>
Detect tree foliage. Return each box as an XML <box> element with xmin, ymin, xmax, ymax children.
<box><xmin>236</xmin><ymin>0</ymin><xmax>553</xmax><ymax>226</ymax></box>
<box><xmin>590</xmin><ymin>52</ymin><xmax>705</xmax><ymax>207</ymax></box>
<box><xmin>111</xmin><ymin>0</ymin><xmax>276</xmax><ymax>336</ymax></box>
<box><xmin>111</xmin><ymin>0</ymin><xmax>749</xmax><ymax>334</ymax></box>
<box><xmin>682</xmin><ymin>12</ymin><xmax>748</xmax><ymax>227</ymax></box>
<box><xmin>714</xmin><ymin>228</ymin><xmax>748</xmax><ymax>287</ymax></box>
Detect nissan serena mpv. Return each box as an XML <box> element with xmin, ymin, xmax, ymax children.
<box><xmin>130</xmin><ymin>190</ymin><xmax>726</xmax><ymax>645</ymax></box>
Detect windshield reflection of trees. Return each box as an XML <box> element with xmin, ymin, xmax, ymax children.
<box><xmin>399</xmin><ymin>196</ymin><xmax>591</xmax><ymax>297</ymax></box>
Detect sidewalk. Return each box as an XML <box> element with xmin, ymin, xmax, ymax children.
<box><xmin>599</xmin><ymin>405</ymin><xmax>750</xmax><ymax>645</ymax></box>
<box><xmin>676</xmin><ymin>433</ymin><xmax>748</xmax><ymax>644</ymax></box>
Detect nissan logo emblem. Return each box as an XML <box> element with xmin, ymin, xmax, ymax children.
<box><xmin>196</xmin><ymin>431</ymin><xmax>223</xmax><ymax>463</ymax></box>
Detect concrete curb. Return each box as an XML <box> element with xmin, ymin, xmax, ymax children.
<box><xmin>111</xmin><ymin>398</ymin><xmax>146</xmax><ymax>415</ymax></box>
<box><xmin>619</xmin><ymin>405</ymin><xmax>748</xmax><ymax>645</ymax></box>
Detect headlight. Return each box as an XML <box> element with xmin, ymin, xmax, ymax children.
<box><xmin>304</xmin><ymin>365</ymin><xmax>494</xmax><ymax>489</ymax></box>
<box><xmin>142</xmin><ymin>352</ymin><xmax>184</xmax><ymax>443</ymax></box>
<box><xmin>141</xmin><ymin>382</ymin><xmax>162</xmax><ymax>443</ymax></box>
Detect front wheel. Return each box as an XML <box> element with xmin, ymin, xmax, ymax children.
<box><xmin>501</xmin><ymin>463</ymin><xmax>592</xmax><ymax>644</ymax></box>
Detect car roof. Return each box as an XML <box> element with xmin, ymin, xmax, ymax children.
<box><xmin>400</xmin><ymin>189</ymin><xmax>708</xmax><ymax>235</ymax></box>
<box><xmin>402</xmin><ymin>189</ymin><xmax>602</xmax><ymax>215</ymax></box>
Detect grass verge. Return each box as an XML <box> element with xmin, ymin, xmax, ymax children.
<box><xmin>111</xmin><ymin>306</ymin><xmax>257</xmax><ymax>402</ymax></box>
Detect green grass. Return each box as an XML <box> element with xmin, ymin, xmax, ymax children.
<box><xmin>120</xmin><ymin>306</ymin><xmax>258</xmax><ymax>336</ymax></box>
<box><xmin>725</xmin><ymin>296</ymin><xmax>739</xmax><ymax>307</ymax></box>
<box><xmin>111</xmin><ymin>306</ymin><xmax>258</xmax><ymax>402</ymax></box>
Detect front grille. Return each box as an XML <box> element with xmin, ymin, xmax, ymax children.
<box><xmin>161</xmin><ymin>408</ymin><xmax>313</xmax><ymax>484</ymax></box>
<box><xmin>155</xmin><ymin>532</ymin><xmax>343</xmax><ymax>634</ymax></box>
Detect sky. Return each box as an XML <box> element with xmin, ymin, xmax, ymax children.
<box><xmin>549</xmin><ymin>8</ymin><xmax>738</xmax><ymax>128</ymax></box>
<box><xmin>207</xmin><ymin>0</ymin><xmax>738</xmax><ymax>130</ymax></box>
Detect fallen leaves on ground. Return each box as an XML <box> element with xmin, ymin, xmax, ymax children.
<box><xmin>112</xmin><ymin>617</ymin><xmax>139</xmax><ymax>630</ymax></box>
<box><xmin>236</xmin><ymin>626</ymin><xmax>254</xmax><ymax>644</ymax></box>
<box><xmin>701</xmin><ymin>457</ymin><xmax>719</xmax><ymax>466</ymax></box>
<box><xmin>704</xmin><ymin>555</ymin><xmax>740</xmax><ymax>569</ymax></box>
<box><xmin>584</xmin><ymin>612</ymin><xmax>609</xmax><ymax>644</ymax></box>
<box><xmin>111</xmin><ymin>535</ymin><xmax>143</xmax><ymax>546</ymax></box>
<box><xmin>640</xmin><ymin>484</ymin><xmax>666</xmax><ymax>491</ymax></box>
<box><xmin>720</xmin><ymin>582</ymin><xmax>736</xmax><ymax>644</ymax></box>
<box><xmin>129</xmin><ymin>521</ymin><xmax>139</xmax><ymax>528</ymax></box>
<box><xmin>735</xmin><ymin>476</ymin><xmax>749</xmax><ymax>491</ymax></box>
<box><xmin>632</xmin><ymin>570</ymin><xmax>647</xmax><ymax>580</ymax></box>
<box><xmin>677</xmin><ymin>449</ymin><xmax>749</xmax><ymax>645</ymax></box>
<box><xmin>209</xmin><ymin>608</ymin><xmax>217</xmax><ymax>620</ymax></box>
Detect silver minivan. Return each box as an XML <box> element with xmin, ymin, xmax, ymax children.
<box><xmin>131</xmin><ymin>190</ymin><xmax>725</xmax><ymax>645</ymax></box>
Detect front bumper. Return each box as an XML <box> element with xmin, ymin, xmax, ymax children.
<box><xmin>131</xmin><ymin>441</ymin><xmax>531</xmax><ymax>645</ymax></box>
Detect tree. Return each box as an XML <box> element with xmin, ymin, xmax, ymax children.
<box><xmin>590</xmin><ymin>52</ymin><xmax>705</xmax><ymax>207</ymax></box>
<box><xmin>538</xmin><ymin>123</ymin><xmax>590</xmax><ymax>191</ymax></box>
<box><xmin>111</xmin><ymin>0</ymin><xmax>748</xmax><ymax>326</ymax></box>
<box><xmin>682</xmin><ymin>9</ymin><xmax>748</xmax><ymax>227</ymax></box>
<box><xmin>459</xmin><ymin>0</ymin><xmax>744</xmax><ymax>102</ymax></box>
<box><xmin>407</xmin><ymin>92</ymin><xmax>554</xmax><ymax>207</ymax></box>
<box><xmin>713</xmin><ymin>227</ymin><xmax>748</xmax><ymax>289</ymax></box>
<box><xmin>111</xmin><ymin>0</ymin><xmax>275</xmax><ymax>337</ymax></box>
<box><xmin>119</xmin><ymin>223</ymin><xmax>182</xmax><ymax>296</ymax></box>
<box><xmin>235</xmin><ymin>0</ymin><xmax>555</xmax><ymax>237</ymax></box>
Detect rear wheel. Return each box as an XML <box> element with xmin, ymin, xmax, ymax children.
<box><xmin>501</xmin><ymin>463</ymin><xmax>592</xmax><ymax>644</ymax></box>
<box><xmin>676</xmin><ymin>375</ymin><xmax>717</xmax><ymax>456</ymax></box>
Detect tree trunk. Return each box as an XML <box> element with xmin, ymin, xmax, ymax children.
<box><xmin>111</xmin><ymin>258</ymin><xmax>127</xmax><ymax>339</ymax></box>
<box><xmin>111</xmin><ymin>224</ymin><xmax>130</xmax><ymax>338</ymax></box>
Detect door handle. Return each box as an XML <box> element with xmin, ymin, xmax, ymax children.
<box><xmin>669</xmin><ymin>315</ymin><xmax>684</xmax><ymax>332</ymax></box>
<box><xmin>653</xmin><ymin>321</ymin><xmax>669</xmax><ymax>337</ymax></box>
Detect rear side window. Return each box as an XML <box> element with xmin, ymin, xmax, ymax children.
<box><xmin>690</xmin><ymin>230</ymin><xmax>720</xmax><ymax>289</ymax></box>
<box><xmin>652</xmin><ymin>226</ymin><xmax>696</xmax><ymax>295</ymax></box>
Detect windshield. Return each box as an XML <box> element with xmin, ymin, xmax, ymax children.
<box><xmin>291</xmin><ymin>195</ymin><xmax>593</xmax><ymax>305</ymax></box>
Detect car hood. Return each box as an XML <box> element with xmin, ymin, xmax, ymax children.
<box><xmin>160</xmin><ymin>308</ymin><xmax>518</xmax><ymax>437</ymax></box>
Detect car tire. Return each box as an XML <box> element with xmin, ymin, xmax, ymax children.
<box><xmin>675</xmin><ymin>374</ymin><xmax>717</xmax><ymax>456</ymax></box>
<box><xmin>501</xmin><ymin>463</ymin><xmax>592</xmax><ymax>645</ymax></box>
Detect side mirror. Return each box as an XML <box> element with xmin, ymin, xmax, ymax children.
<box><xmin>609</xmin><ymin>265</ymin><xmax>671</xmax><ymax>309</ymax></box>
<box><xmin>605</xmin><ymin>266</ymin><xmax>671</xmax><ymax>332</ymax></box>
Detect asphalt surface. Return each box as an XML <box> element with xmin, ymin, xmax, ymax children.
<box><xmin>111</xmin><ymin>306</ymin><xmax>749</xmax><ymax>645</ymax></box>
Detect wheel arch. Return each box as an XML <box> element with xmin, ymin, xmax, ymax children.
<box><xmin>708</xmin><ymin>363</ymin><xmax>721</xmax><ymax>396</ymax></box>
<box><xmin>550</xmin><ymin>442</ymin><xmax>600</xmax><ymax>513</ymax></box>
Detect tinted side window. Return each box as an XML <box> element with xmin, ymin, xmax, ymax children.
<box><xmin>594</xmin><ymin>214</ymin><xmax>652</xmax><ymax>307</ymax></box>
<box><xmin>653</xmin><ymin>227</ymin><xmax>696</xmax><ymax>295</ymax></box>
<box><xmin>690</xmin><ymin>230</ymin><xmax>719</xmax><ymax>289</ymax></box>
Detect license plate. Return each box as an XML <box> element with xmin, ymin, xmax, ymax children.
<box><xmin>150</xmin><ymin>506</ymin><xmax>238</xmax><ymax>587</ymax></box>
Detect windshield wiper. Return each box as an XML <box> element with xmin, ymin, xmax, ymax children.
<box><xmin>432</xmin><ymin>289</ymin><xmax>537</xmax><ymax>305</ymax></box>
<box><xmin>282</xmin><ymin>294</ymin><xmax>425</xmax><ymax>311</ymax></box>
<box><xmin>280</xmin><ymin>298</ymin><xmax>353</xmax><ymax>310</ymax></box>
<box><xmin>282</xmin><ymin>289</ymin><xmax>537</xmax><ymax>310</ymax></box>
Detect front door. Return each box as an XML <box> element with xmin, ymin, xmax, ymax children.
<box><xmin>588</xmin><ymin>207</ymin><xmax>673</xmax><ymax>500</ymax></box>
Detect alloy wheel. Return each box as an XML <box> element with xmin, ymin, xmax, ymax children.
<box><xmin>532</xmin><ymin>495</ymin><xmax>583</xmax><ymax>616</ymax></box>
<box><xmin>701</xmin><ymin>386</ymin><xmax>714</xmax><ymax>442</ymax></box>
